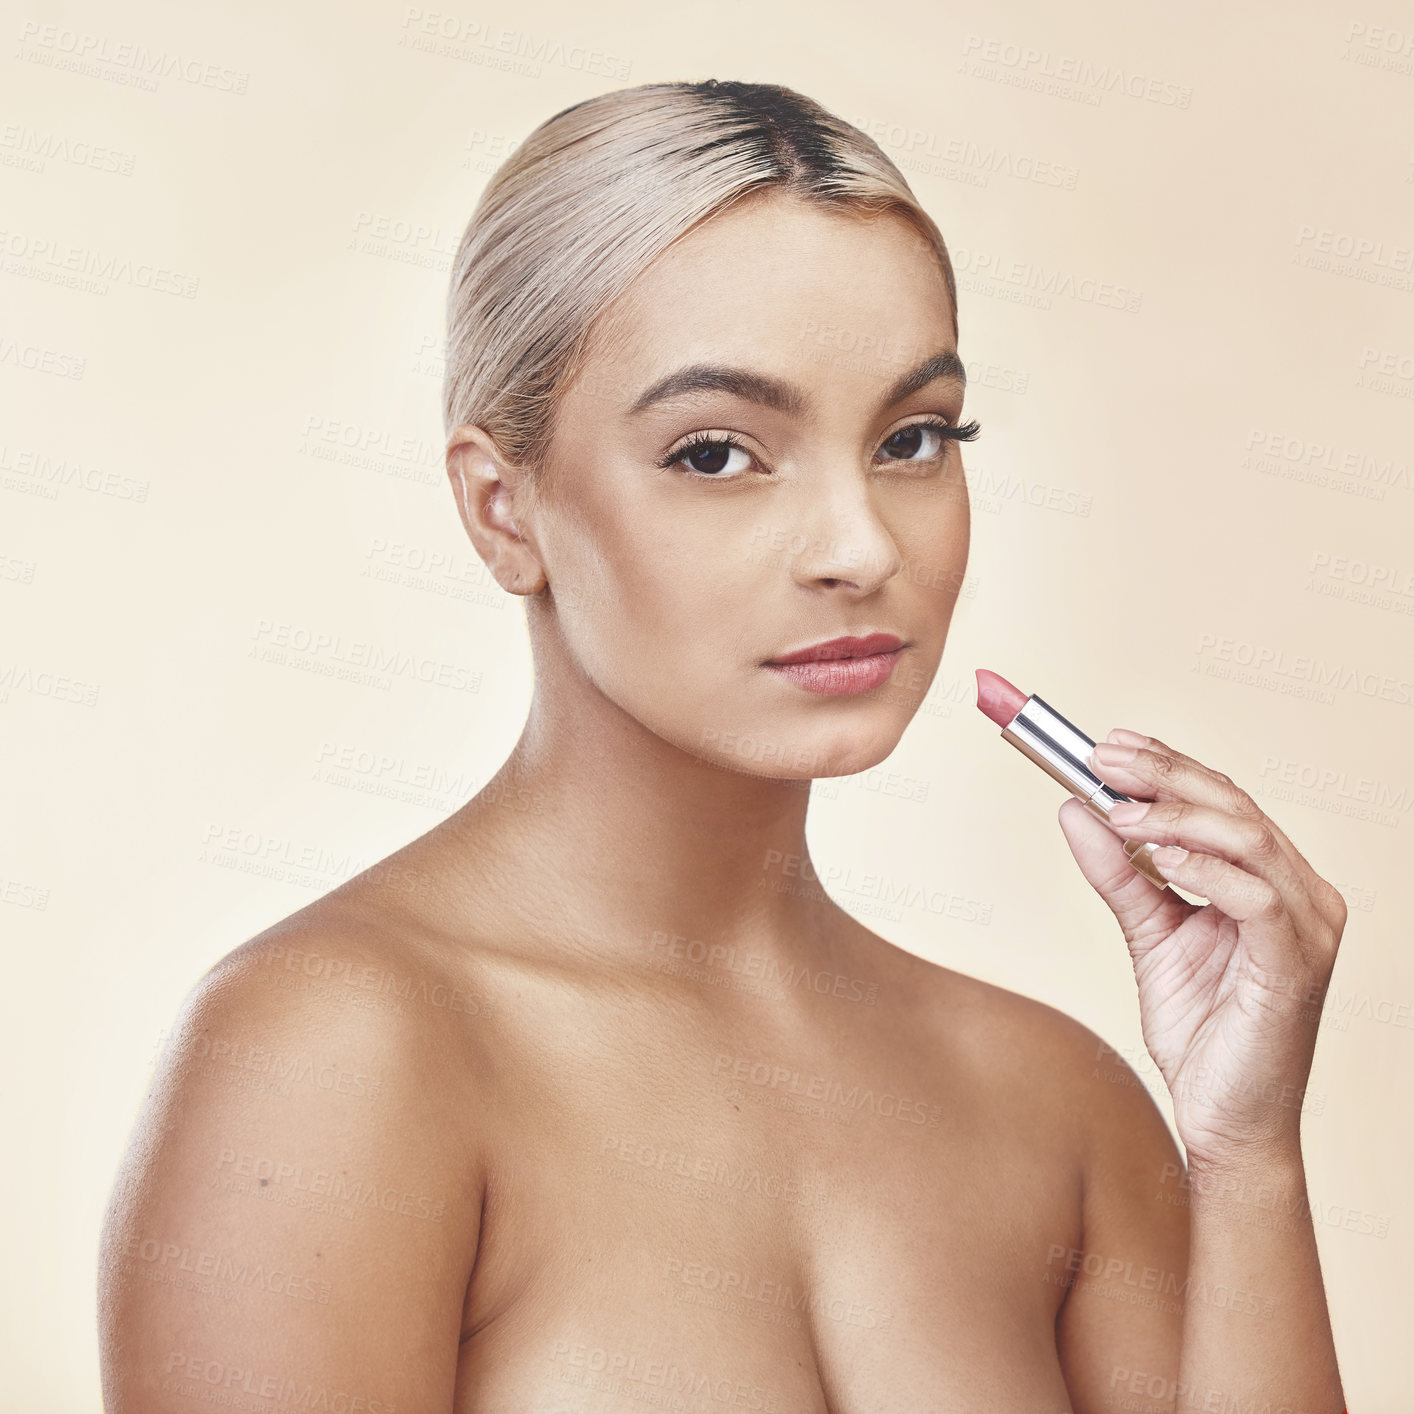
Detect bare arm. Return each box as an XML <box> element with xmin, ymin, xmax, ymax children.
<box><xmin>1057</xmin><ymin>729</ymin><xmax>1347</xmax><ymax>1413</ymax></box>
<box><xmin>98</xmin><ymin>934</ymin><xmax>486</xmax><ymax>1413</ymax></box>
<box><xmin>1060</xmin><ymin>1042</ymin><xmax>1341</xmax><ymax>1414</ymax></box>
<box><xmin>1177</xmin><ymin>1141</ymin><xmax>1340</xmax><ymax>1412</ymax></box>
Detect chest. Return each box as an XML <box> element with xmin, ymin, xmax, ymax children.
<box><xmin>450</xmin><ymin>992</ymin><xmax>1082</xmax><ymax>1412</ymax></box>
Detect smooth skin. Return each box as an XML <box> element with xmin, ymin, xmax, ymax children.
<box><xmin>98</xmin><ymin>191</ymin><xmax>1345</xmax><ymax>1413</ymax></box>
<box><xmin>1062</xmin><ymin>737</ymin><xmax>1347</xmax><ymax>1410</ymax></box>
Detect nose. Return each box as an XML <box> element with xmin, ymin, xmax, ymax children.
<box><xmin>783</xmin><ymin>476</ymin><xmax>904</xmax><ymax>596</ymax></box>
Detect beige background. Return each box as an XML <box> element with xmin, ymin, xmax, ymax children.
<box><xmin>4</xmin><ymin>0</ymin><xmax>1412</xmax><ymax>1407</ymax></box>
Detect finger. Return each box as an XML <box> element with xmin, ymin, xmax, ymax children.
<box><xmin>1094</xmin><ymin>732</ymin><xmax>1270</xmax><ymax>817</ymax></box>
<box><xmin>1145</xmin><ymin>847</ymin><xmax>1295</xmax><ymax>939</ymax></box>
<box><xmin>1056</xmin><ymin>797</ymin><xmax>1191</xmax><ymax>941</ymax></box>
<box><xmin>1146</xmin><ymin>847</ymin><xmax>1318</xmax><ymax>1022</ymax></box>
<box><xmin>1104</xmin><ymin>730</ymin><xmax>1348</xmax><ymax>933</ymax></box>
<box><xmin>1101</xmin><ymin>732</ymin><xmax>1303</xmax><ymax>867</ymax></box>
<box><xmin>1103</xmin><ymin>794</ymin><xmax>1328</xmax><ymax>943</ymax></box>
<box><xmin>1090</xmin><ymin>737</ymin><xmax>1326</xmax><ymax>926</ymax></box>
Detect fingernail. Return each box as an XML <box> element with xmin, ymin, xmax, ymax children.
<box><xmin>1108</xmin><ymin>801</ymin><xmax>1150</xmax><ymax>824</ymax></box>
<box><xmin>1152</xmin><ymin>846</ymin><xmax>1188</xmax><ymax>872</ymax></box>
<box><xmin>1092</xmin><ymin>742</ymin><xmax>1137</xmax><ymax>767</ymax></box>
<box><xmin>1107</xmin><ymin>728</ymin><xmax>1148</xmax><ymax>746</ymax></box>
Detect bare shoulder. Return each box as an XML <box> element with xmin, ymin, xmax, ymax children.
<box><xmin>168</xmin><ymin>883</ymin><xmax>505</xmax><ymax>1155</ymax></box>
<box><xmin>97</xmin><ymin>893</ymin><xmax>494</xmax><ymax>1412</ymax></box>
<box><xmin>938</xmin><ymin>963</ymin><xmax>1186</xmax><ymax>1185</ymax></box>
<box><xmin>205</xmin><ymin>884</ymin><xmax>503</xmax><ymax>1060</ymax></box>
<box><xmin>858</xmin><ymin>928</ymin><xmax>1184</xmax><ymax>1174</ymax></box>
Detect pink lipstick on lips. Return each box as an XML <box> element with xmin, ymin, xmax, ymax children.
<box><xmin>765</xmin><ymin>633</ymin><xmax>905</xmax><ymax>696</ymax></box>
<box><xmin>975</xmin><ymin>668</ymin><xmax>1171</xmax><ymax>891</ymax></box>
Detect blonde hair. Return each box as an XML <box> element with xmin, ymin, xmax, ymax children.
<box><xmin>443</xmin><ymin>80</ymin><xmax>959</xmax><ymax>475</ymax></box>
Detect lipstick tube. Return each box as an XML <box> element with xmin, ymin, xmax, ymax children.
<box><xmin>1001</xmin><ymin>694</ymin><xmax>1171</xmax><ymax>891</ymax></box>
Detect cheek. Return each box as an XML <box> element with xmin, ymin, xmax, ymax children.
<box><xmin>546</xmin><ymin>501</ymin><xmax>748</xmax><ymax>680</ymax></box>
<box><xmin>893</xmin><ymin>482</ymin><xmax>971</xmax><ymax>599</ymax></box>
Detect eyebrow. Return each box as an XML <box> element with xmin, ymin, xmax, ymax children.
<box><xmin>626</xmin><ymin>350</ymin><xmax>967</xmax><ymax>418</ymax></box>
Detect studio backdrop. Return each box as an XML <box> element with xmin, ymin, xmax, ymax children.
<box><xmin>3</xmin><ymin>1</ymin><xmax>1411</xmax><ymax>1409</ymax></box>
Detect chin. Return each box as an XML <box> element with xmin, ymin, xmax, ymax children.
<box><xmin>799</xmin><ymin>721</ymin><xmax>908</xmax><ymax>780</ymax></box>
<box><xmin>700</xmin><ymin>711</ymin><xmax>908</xmax><ymax>783</ymax></box>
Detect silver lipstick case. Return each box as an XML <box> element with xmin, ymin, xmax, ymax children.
<box><xmin>1002</xmin><ymin>694</ymin><xmax>1170</xmax><ymax>891</ymax></box>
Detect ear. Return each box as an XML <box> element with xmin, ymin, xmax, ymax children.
<box><xmin>446</xmin><ymin>424</ymin><xmax>547</xmax><ymax>596</ymax></box>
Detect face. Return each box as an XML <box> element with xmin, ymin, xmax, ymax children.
<box><xmin>497</xmin><ymin>192</ymin><xmax>972</xmax><ymax>781</ymax></box>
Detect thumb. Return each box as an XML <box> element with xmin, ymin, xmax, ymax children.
<box><xmin>1056</xmin><ymin>796</ymin><xmax>1187</xmax><ymax>942</ymax></box>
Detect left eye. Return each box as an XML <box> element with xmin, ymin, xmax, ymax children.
<box><xmin>679</xmin><ymin>439</ymin><xmax>752</xmax><ymax>476</ymax></box>
<box><xmin>879</xmin><ymin>424</ymin><xmax>945</xmax><ymax>461</ymax></box>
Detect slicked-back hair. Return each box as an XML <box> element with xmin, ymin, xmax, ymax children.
<box><xmin>443</xmin><ymin>80</ymin><xmax>960</xmax><ymax>476</ymax></box>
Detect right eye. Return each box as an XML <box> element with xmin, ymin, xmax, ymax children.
<box><xmin>659</xmin><ymin>434</ymin><xmax>755</xmax><ymax>479</ymax></box>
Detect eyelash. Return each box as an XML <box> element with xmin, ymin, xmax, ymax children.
<box><xmin>656</xmin><ymin>416</ymin><xmax>983</xmax><ymax>477</ymax></box>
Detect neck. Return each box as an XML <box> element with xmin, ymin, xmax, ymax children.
<box><xmin>437</xmin><ymin>641</ymin><xmax>843</xmax><ymax>964</ymax></box>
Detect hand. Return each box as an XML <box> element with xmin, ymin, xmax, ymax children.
<box><xmin>1056</xmin><ymin>728</ymin><xmax>1348</xmax><ymax>1171</ymax></box>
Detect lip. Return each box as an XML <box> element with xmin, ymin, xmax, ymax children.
<box><xmin>765</xmin><ymin>633</ymin><xmax>906</xmax><ymax>666</ymax></box>
<box><xmin>764</xmin><ymin>633</ymin><xmax>908</xmax><ymax>697</ymax></box>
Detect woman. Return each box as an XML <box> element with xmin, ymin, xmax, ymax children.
<box><xmin>98</xmin><ymin>81</ymin><xmax>1347</xmax><ymax>1413</ymax></box>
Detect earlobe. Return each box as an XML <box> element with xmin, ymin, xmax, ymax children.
<box><xmin>445</xmin><ymin>424</ymin><xmax>546</xmax><ymax>596</ymax></box>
